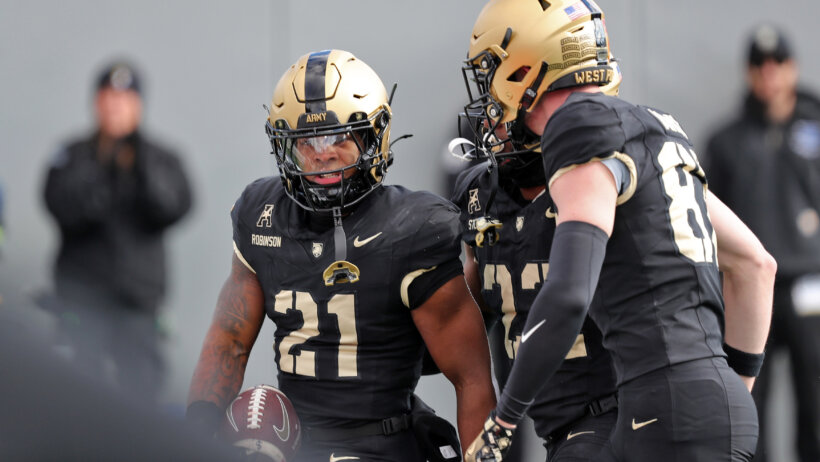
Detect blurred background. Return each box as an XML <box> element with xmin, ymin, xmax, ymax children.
<box><xmin>1</xmin><ymin>1</ymin><xmax>819</xmax><ymax>460</ymax></box>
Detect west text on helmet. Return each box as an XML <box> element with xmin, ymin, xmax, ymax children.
<box><xmin>573</xmin><ymin>68</ymin><xmax>614</xmax><ymax>85</ymax></box>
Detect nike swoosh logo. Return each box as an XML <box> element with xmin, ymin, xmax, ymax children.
<box><xmin>273</xmin><ymin>394</ymin><xmax>290</xmax><ymax>441</ymax></box>
<box><xmin>329</xmin><ymin>455</ymin><xmax>360</xmax><ymax>462</ymax></box>
<box><xmin>353</xmin><ymin>232</ymin><xmax>383</xmax><ymax>247</ymax></box>
<box><xmin>521</xmin><ymin>319</ymin><xmax>546</xmax><ymax>343</ymax></box>
<box><xmin>631</xmin><ymin>418</ymin><xmax>658</xmax><ymax>430</ymax></box>
<box><xmin>566</xmin><ymin>430</ymin><xmax>595</xmax><ymax>440</ymax></box>
<box><xmin>545</xmin><ymin>207</ymin><xmax>557</xmax><ymax>219</ymax></box>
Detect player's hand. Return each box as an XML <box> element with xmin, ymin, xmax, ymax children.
<box><xmin>185</xmin><ymin>400</ymin><xmax>222</xmax><ymax>438</ymax></box>
<box><xmin>464</xmin><ymin>411</ymin><xmax>515</xmax><ymax>462</ymax></box>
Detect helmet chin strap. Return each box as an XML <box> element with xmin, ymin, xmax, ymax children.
<box><xmin>511</xmin><ymin>60</ymin><xmax>549</xmax><ymax>143</ymax></box>
<box><xmin>471</xmin><ymin>139</ymin><xmax>503</xmax><ymax>248</ymax></box>
<box><xmin>322</xmin><ymin>206</ymin><xmax>361</xmax><ymax>286</ymax></box>
<box><xmin>519</xmin><ymin>61</ymin><xmax>549</xmax><ymax>112</ymax></box>
<box><xmin>332</xmin><ymin>207</ymin><xmax>347</xmax><ymax>261</ymax></box>
<box><xmin>482</xmin><ymin>133</ymin><xmax>501</xmax><ymax>212</ymax></box>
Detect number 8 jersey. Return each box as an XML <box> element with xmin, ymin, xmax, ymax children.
<box><xmin>231</xmin><ymin>178</ymin><xmax>463</xmax><ymax>428</ymax></box>
<box><xmin>542</xmin><ymin>92</ymin><xmax>725</xmax><ymax>385</ymax></box>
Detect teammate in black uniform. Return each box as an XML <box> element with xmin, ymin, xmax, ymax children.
<box><xmin>458</xmin><ymin>1</ymin><xmax>777</xmax><ymax>461</ymax></box>
<box><xmin>452</xmin><ymin>166</ymin><xmax>616</xmax><ymax>461</ymax></box>
<box><xmin>186</xmin><ymin>49</ymin><xmax>495</xmax><ymax>461</ymax></box>
<box><xmin>450</xmin><ymin>62</ymin><xmax>623</xmax><ymax>461</ymax></box>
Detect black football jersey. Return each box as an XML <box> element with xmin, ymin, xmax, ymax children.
<box><xmin>451</xmin><ymin>164</ymin><xmax>616</xmax><ymax>438</ymax></box>
<box><xmin>542</xmin><ymin>92</ymin><xmax>725</xmax><ymax>385</ymax></box>
<box><xmin>232</xmin><ymin>178</ymin><xmax>462</xmax><ymax>428</ymax></box>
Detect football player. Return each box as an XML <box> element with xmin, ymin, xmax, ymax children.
<box><xmin>450</xmin><ymin>60</ymin><xmax>623</xmax><ymax>461</ymax></box>
<box><xmin>458</xmin><ymin>1</ymin><xmax>776</xmax><ymax>461</ymax></box>
<box><xmin>186</xmin><ymin>49</ymin><xmax>496</xmax><ymax>461</ymax></box>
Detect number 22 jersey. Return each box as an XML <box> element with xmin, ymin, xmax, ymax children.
<box><xmin>452</xmin><ymin>165</ymin><xmax>616</xmax><ymax>439</ymax></box>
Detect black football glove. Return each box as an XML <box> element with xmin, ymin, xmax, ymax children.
<box><xmin>185</xmin><ymin>400</ymin><xmax>222</xmax><ymax>438</ymax></box>
<box><xmin>464</xmin><ymin>411</ymin><xmax>515</xmax><ymax>462</ymax></box>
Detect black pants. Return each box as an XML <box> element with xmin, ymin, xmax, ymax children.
<box><xmin>597</xmin><ymin>357</ymin><xmax>758</xmax><ymax>462</ymax></box>
<box><xmin>752</xmin><ymin>277</ymin><xmax>820</xmax><ymax>462</ymax></box>
<box><xmin>297</xmin><ymin>429</ymin><xmax>424</xmax><ymax>462</ymax></box>
<box><xmin>545</xmin><ymin>410</ymin><xmax>616</xmax><ymax>462</ymax></box>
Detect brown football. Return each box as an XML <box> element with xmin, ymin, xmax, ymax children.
<box><xmin>219</xmin><ymin>385</ymin><xmax>301</xmax><ymax>462</ymax></box>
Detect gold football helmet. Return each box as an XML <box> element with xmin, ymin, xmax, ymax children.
<box><xmin>461</xmin><ymin>0</ymin><xmax>613</xmax><ymax>158</ymax></box>
<box><xmin>456</xmin><ymin>56</ymin><xmax>621</xmax><ymax>185</ymax></box>
<box><xmin>266</xmin><ymin>49</ymin><xmax>392</xmax><ymax>212</ymax></box>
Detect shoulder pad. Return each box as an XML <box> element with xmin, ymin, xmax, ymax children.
<box><xmin>451</xmin><ymin>162</ymin><xmax>491</xmax><ymax>205</ymax></box>
<box><xmin>542</xmin><ymin>93</ymin><xmax>626</xmax><ymax>180</ymax></box>
<box><xmin>231</xmin><ymin>177</ymin><xmax>283</xmax><ymax>229</ymax></box>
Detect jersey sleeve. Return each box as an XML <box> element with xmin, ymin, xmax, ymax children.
<box><xmin>231</xmin><ymin>178</ymin><xmax>270</xmax><ymax>274</ymax></box>
<box><xmin>541</xmin><ymin>96</ymin><xmax>627</xmax><ymax>187</ymax></box>
<box><xmin>450</xmin><ymin>163</ymin><xmax>491</xmax><ymax>246</ymax></box>
<box><xmin>450</xmin><ymin>162</ymin><xmax>488</xmax><ymax>205</ymax></box>
<box><xmin>400</xmin><ymin>195</ymin><xmax>465</xmax><ymax>309</ymax></box>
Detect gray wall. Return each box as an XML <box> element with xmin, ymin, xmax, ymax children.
<box><xmin>1</xmin><ymin>1</ymin><xmax>817</xmax><ymax>459</ymax></box>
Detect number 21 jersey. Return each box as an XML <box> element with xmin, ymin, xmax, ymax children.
<box><xmin>232</xmin><ymin>179</ymin><xmax>463</xmax><ymax>427</ymax></box>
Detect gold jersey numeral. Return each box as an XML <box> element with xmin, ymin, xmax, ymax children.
<box><xmin>656</xmin><ymin>141</ymin><xmax>717</xmax><ymax>264</ymax></box>
<box><xmin>482</xmin><ymin>262</ymin><xmax>549</xmax><ymax>359</ymax></box>
<box><xmin>273</xmin><ymin>290</ymin><xmax>358</xmax><ymax>378</ymax></box>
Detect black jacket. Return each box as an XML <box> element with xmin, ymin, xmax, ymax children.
<box><xmin>44</xmin><ymin>131</ymin><xmax>192</xmax><ymax>313</ymax></box>
<box><xmin>704</xmin><ymin>90</ymin><xmax>820</xmax><ymax>278</ymax></box>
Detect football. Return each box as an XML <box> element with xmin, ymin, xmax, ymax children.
<box><xmin>218</xmin><ymin>385</ymin><xmax>301</xmax><ymax>462</ymax></box>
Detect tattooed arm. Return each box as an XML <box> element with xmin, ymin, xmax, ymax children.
<box><xmin>187</xmin><ymin>254</ymin><xmax>266</xmax><ymax>421</ymax></box>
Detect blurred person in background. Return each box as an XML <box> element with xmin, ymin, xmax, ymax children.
<box><xmin>42</xmin><ymin>60</ymin><xmax>193</xmax><ymax>404</ymax></box>
<box><xmin>704</xmin><ymin>24</ymin><xmax>820</xmax><ymax>462</ymax></box>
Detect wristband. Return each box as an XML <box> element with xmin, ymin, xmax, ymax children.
<box><xmin>185</xmin><ymin>400</ymin><xmax>223</xmax><ymax>437</ymax></box>
<box><xmin>723</xmin><ymin>343</ymin><xmax>765</xmax><ymax>377</ymax></box>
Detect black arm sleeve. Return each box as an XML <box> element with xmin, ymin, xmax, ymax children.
<box><xmin>496</xmin><ymin>221</ymin><xmax>608</xmax><ymax>425</ymax></box>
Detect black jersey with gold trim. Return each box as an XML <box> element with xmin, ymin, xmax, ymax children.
<box><xmin>231</xmin><ymin>177</ymin><xmax>462</xmax><ymax>428</ymax></box>
<box><xmin>542</xmin><ymin>92</ymin><xmax>725</xmax><ymax>385</ymax></box>
<box><xmin>451</xmin><ymin>163</ymin><xmax>616</xmax><ymax>438</ymax></box>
